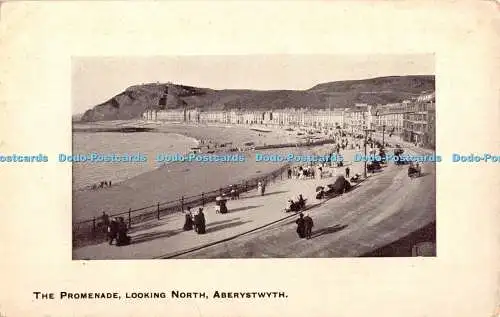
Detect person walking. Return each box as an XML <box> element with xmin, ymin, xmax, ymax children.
<box><xmin>116</xmin><ymin>217</ymin><xmax>131</xmax><ymax>246</ymax></box>
<box><xmin>295</xmin><ymin>213</ymin><xmax>306</xmax><ymax>239</ymax></box>
<box><xmin>194</xmin><ymin>208</ymin><xmax>206</xmax><ymax>234</ymax></box>
<box><xmin>303</xmin><ymin>213</ymin><xmax>314</xmax><ymax>239</ymax></box>
<box><xmin>345</xmin><ymin>166</ymin><xmax>350</xmax><ymax>178</ymax></box>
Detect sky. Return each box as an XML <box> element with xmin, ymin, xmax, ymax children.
<box><xmin>72</xmin><ymin>54</ymin><xmax>434</xmax><ymax>114</ymax></box>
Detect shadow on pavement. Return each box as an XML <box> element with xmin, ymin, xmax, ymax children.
<box><xmin>243</xmin><ymin>190</ymin><xmax>289</xmax><ymax>199</ymax></box>
<box><xmin>360</xmin><ymin>221</ymin><xmax>436</xmax><ymax>257</ymax></box>
<box><xmin>412</xmin><ymin>172</ymin><xmax>432</xmax><ymax>178</ymax></box>
<box><xmin>206</xmin><ymin>220</ymin><xmax>253</xmax><ymax>234</ymax></box>
<box><xmin>230</xmin><ymin>205</ymin><xmax>263</xmax><ymax>213</ymax></box>
<box><xmin>311</xmin><ymin>224</ymin><xmax>348</xmax><ymax>239</ymax></box>
<box><xmin>131</xmin><ymin>229</ymin><xmax>184</xmax><ymax>245</ymax></box>
<box><xmin>205</xmin><ymin>218</ymin><xmax>241</xmax><ymax>226</ymax></box>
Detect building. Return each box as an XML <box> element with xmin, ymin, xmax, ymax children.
<box><xmin>402</xmin><ymin>92</ymin><xmax>436</xmax><ymax>148</ymax></box>
<box><xmin>155</xmin><ymin>109</ymin><xmax>185</xmax><ymax>122</ymax></box>
<box><xmin>372</xmin><ymin>103</ymin><xmax>406</xmax><ymax>138</ymax></box>
<box><xmin>344</xmin><ymin>104</ymin><xmax>372</xmax><ymax>134</ymax></box>
<box><xmin>199</xmin><ymin>110</ymin><xmax>225</xmax><ymax>124</ymax></box>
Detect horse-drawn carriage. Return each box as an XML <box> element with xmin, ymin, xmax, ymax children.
<box><xmin>367</xmin><ymin>161</ymin><xmax>382</xmax><ymax>172</ymax></box>
<box><xmin>394</xmin><ymin>145</ymin><xmax>410</xmax><ymax>165</ymax></box>
<box><xmin>408</xmin><ymin>162</ymin><xmax>422</xmax><ymax>178</ymax></box>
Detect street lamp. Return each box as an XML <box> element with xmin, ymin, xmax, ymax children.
<box><xmin>363</xmin><ymin>128</ymin><xmax>376</xmax><ymax>178</ymax></box>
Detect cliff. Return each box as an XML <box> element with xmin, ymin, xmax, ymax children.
<box><xmin>80</xmin><ymin>75</ymin><xmax>435</xmax><ymax>122</ymax></box>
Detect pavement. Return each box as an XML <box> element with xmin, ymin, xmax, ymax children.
<box><xmin>179</xmin><ymin>146</ymin><xmax>436</xmax><ymax>258</ymax></box>
<box><xmin>73</xmin><ymin>143</ymin><xmax>436</xmax><ymax>260</ymax></box>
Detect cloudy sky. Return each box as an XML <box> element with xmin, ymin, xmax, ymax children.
<box><xmin>72</xmin><ymin>54</ymin><xmax>434</xmax><ymax>114</ymax></box>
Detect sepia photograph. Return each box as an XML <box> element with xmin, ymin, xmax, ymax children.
<box><xmin>71</xmin><ymin>55</ymin><xmax>437</xmax><ymax>260</ymax></box>
<box><xmin>2</xmin><ymin>1</ymin><xmax>499</xmax><ymax>317</ymax></box>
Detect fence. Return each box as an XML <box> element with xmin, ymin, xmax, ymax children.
<box><xmin>72</xmin><ymin>164</ymin><xmax>291</xmax><ymax>248</ymax></box>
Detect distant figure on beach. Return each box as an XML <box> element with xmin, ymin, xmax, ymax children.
<box><xmin>345</xmin><ymin>167</ymin><xmax>350</xmax><ymax>178</ymax></box>
<box><xmin>295</xmin><ymin>213</ymin><xmax>306</xmax><ymax>239</ymax></box>
<box><xmin>194</xmin><ymin>208</ymin><xmax>206</xmax><ymax>234</ymax></box>
<box><xmin>303</xmin><ymin>213</ymin><xmax>314</xmax><ymax>239</ymax></box>
<box><xmin>183</xmin><ymin>207</ymin><xmax>193</xmax><ymax>231</ymax></box>
<box><xmin>107</xmin><ymin>218</ymin><xmax>119</xmax><ymax>245</ymax></box>
<box><xmin>116</xmin><ymin>217</ymin><xmax>131</xmax><ymax>246</ymax></box>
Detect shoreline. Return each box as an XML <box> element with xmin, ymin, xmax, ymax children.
<box><xmin>72</xmin><ymin>121</ymin><xmax>321</xmax><ymax>222</ymax></box>
<box><xmin>72</xmin><ymin>120</ymin><xmax>311</xmax><ymax>191</ymax></box>
<box><xmin>72</xmin><ymin>130</ymin><xmax>200</xmax><ymax>191</ymax></box>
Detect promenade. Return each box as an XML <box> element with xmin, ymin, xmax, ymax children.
<box><xmin>182</xmin><ymin>149</ymin><xmax>436</xmax><ymax>258</ymax></box>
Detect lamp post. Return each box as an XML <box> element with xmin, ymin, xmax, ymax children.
<box><xmin>363</xmin><ymin>128</ymin><xmax>376</xmax><ymax>178</ymax></box>
<box><xmin>382</xmin><ymin>124</ymin><xmax>386</xmax><ymax>147</ymax></box>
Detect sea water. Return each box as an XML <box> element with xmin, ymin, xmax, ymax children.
<box><xmin>72</xmin><ymin>131</ymin><xmax>198</xmax><ymax>190</ymax></box>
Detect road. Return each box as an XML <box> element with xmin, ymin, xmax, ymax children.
<box><xmin>73</xmin><ymin>145</ymin><xmax>436</xmax><ymax>259</ymax></box>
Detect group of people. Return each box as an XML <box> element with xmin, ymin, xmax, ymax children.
<box><xmin>286</xmin><ymin>194</ymin><xmax>306</xmax><ymax>212</ymax></box>
<box><xmin>289</xmin><ymin>165</ymin><xmax>316</xmax><ymax>180</ymax></box>
<box><xmin>182</xmin><ymin>207</ymin><xmax>206</xmax><ymax>234</ymax></box>
<box><xmin>295</xmin><ymin>212</ymin><xmax>314</xmax><ymax>239</ymax></box>
<box><xmin>101</xmin><ymin>212</ymin><xmax>130</xmax><ymax>246</ymax></box>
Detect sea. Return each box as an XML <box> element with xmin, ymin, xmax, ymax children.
<box><xmin>72</xmin><ymin>131</ymin><xmax>198</xmax><ymax>190</ymax></box>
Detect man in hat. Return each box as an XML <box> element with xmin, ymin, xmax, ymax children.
<box><xmin>107</xmin><ymin>217</ymin><xmax>119</xmax><ymax>245</ymax></box>
<box><xmin>303</xmin><ymin>213</ymin><xmax>314</xmax><ymax>239</ymax></box>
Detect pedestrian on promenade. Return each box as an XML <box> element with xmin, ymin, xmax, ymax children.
<box><xmin>345</xmin><ymin>167</ymin><xmax>350</xmax><ymax>178</ymax></box>
<box><xmin>183</xmin><ymin>207</ymin><xmax>193</xmax><ymax>231</ymax></box>
<box><xmin>116</xmin><ymin>217</ymin><xmax>131</xmax><ymax>246</ymax></box>
<box><xmin>101</xmin><ymin>211</ymin><xmax>110</xmax><ymax>234</ymax></box>
<box><xmin>295</xmin><ymin>213</ymin><xmax>306</xmax><ymax>239</ymax></box>
<box><xmin>287</xmin><ymin>168</ymin><xmax>292</xmax><ymax>179</ymax></box>
<box><xmin>303</xmin><ymin>213</ymin><xmax>314</xmax><ymax>239</ymax></box>
<box><xmin>194</xmin><ymin>208</ymin><xmax>206</xmax><ymax>234</ymax></box>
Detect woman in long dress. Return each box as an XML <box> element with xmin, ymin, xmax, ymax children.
<box><xmin>295</xmin><ymin>213</ymin><xmax>306</xmax><ymax>238</ymax></box>
<box><xmin>196</xmin><ymin>208</ymin><xmax>206</xmax><ymax>234</ymax></box>
<box><xmin>183</xmin><ymin>207</ymin><xmax>193</xmax><ymax>231</ymax></box>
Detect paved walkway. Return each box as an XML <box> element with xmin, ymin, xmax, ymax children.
<box><xmin>73</xmin><ymin>149</ymin><xmax>367</xmax><ymax>260</ymax></box>
<box><xmin>73</xmin><ymin>143</ymin><xmax>433</xmax><ymax>260</ymax></box>
<box><xmin>178</xmin><ymin>146</ymin><xmax>436</xmax><ymax>258</ymax></box>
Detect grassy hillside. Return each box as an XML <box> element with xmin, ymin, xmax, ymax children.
<box><xmin>80</xmin><ymin>75</ymin><xmax>435</xmax><ymax>122</ymax></box>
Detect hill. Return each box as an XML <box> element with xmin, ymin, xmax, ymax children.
<box><xmin>80</xmin><ymin>75</ymin><xmax>435</xmax><ymax>122</ymax></box>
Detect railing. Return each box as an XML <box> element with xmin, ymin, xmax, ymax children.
<box><xmin>72</xmin><ymin>164</ymin><xmax>291</xmax><ymax>248</ymax></box>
